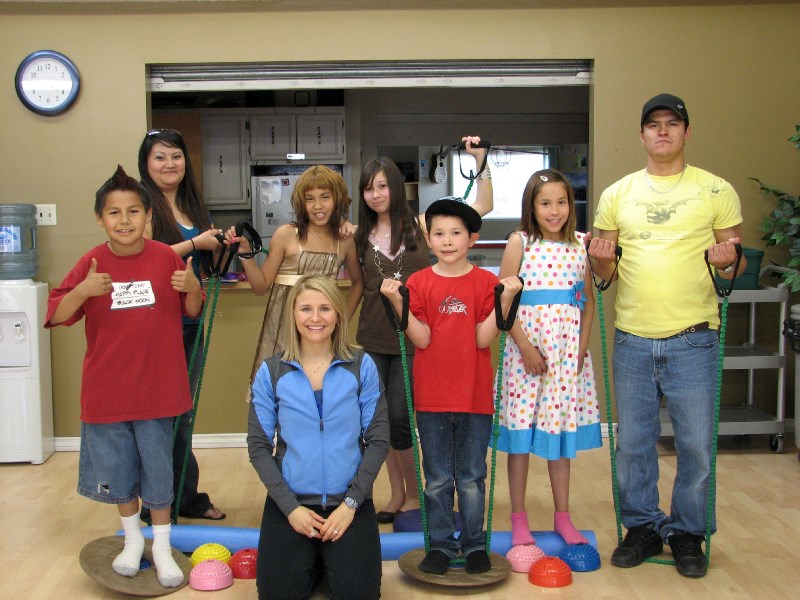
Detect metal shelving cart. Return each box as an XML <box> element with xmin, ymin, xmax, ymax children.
<box><xmin>660</xmin><ymin>286</ymin><xmax>789</xmax><ymax>452</ymax></box>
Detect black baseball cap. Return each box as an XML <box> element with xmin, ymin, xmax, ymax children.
<box><xmin>425</xmin><ymin>197</ymin><xmax>482</xmax><ymax>234</ymax></box>
<box><xmin>641</xmin><ymin>93</ymin><xmax>689</xmax><ymax>127</ymax></box>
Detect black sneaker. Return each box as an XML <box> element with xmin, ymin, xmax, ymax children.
<box><xmin>668</xmin><ymin>532</ymin><xmax>707</xmax><ymax>578</ymax></box>
<box><xmin>465</xmin><ymin>549</ymin><xmax>492</xmax><ymax>574</ymax></box>
<box><xmin>419</xmin><ymin>549</ymin><xmax>450</xmax><ymax>575</ymax></box>
<box><xmin>611</xmin><ymin>523</ymin><xmax>663</xmax><ymax>568</ymax></box>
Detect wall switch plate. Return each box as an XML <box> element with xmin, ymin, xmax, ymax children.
<box><xmin>35</xmin><ymin>204</ymin><xmax>57</xmax><ymax>226</ymax></box>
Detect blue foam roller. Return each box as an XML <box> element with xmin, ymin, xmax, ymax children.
<box><xmin>136</xmin><ymin>526</ymin><xmax>259</xmax><ymax>554</ymax></box>
<box><xmin>378</xmin><ymin>530</ymin><xmax>597</xmax><ymax>560</ymax></box>
<box><xmin>131</xmin><ymin>526</ymin><xmax>597</xmax><ymax>561</ymax></box>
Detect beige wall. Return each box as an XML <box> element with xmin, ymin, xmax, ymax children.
<box><xmin>2</xmin><ymin>4</ymin><xmax>799</xmax><ymax>437</ymax></box>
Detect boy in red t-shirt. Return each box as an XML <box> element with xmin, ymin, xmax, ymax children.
<box><xmin>381</xmin><ymin>198</ymin><xmax>521</xmax><ymax>575</ymax></box>
<box><xmin>46</xmin><ymin>165</ymin><xmax>204</xmax><ymax>588</ymax></box>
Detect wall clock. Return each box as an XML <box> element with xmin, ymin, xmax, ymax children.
<box><xmin>15</xmin><ymin>50</ymin><xmax>81</xmax><ymax>116</ymax></box>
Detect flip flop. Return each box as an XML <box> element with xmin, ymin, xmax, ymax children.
<box><xmin>376</xmin><ymin>510</ymin><xmax>399</xmax><ymax>524</ymax></box>
<box><xmin>198</xmin><ymin>506</ymin><xmax>226</xmax><ymax>520</ymax></box>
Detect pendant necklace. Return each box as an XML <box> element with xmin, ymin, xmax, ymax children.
<box><xmin>370</xmin><ymin>229</ymin><xmax>404</xmax><ymax>280</ymax></box>
<box><xmin>644</xmin><ymin>163</ymin><xmax>688</xmax><ymax>195</ymax></box>
<box><xmin>301</xmin><ymin>352</ymin><xmax>332</xmax><ymax>378</ymax></box>
<box><xmin>308</xmin><ymin>227</ymin><xmax>336</xmax><ymax>262</ymax></box>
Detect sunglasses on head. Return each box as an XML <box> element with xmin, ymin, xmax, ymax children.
<box><xmin>146</xmin><ymin>128</ymin><xmax>182</xmax><ymax>137</ymax></box>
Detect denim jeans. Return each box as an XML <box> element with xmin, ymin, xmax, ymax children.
<box><xmin>416</xmin><ymin>411</ymin><xmax>492</xmax><ymax>557</ymax></box>
<box><xmin>78</xmin><ymin>418</ymin><xmax>174</xmax><ymax>509</ymax></box>
<box><xmin>613</xmin><ymin>327</ymin><xmax>718</xmax><ymax>539</ymax></box>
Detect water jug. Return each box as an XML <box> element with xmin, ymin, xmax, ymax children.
<box><xmin>0</xmin><ymin>204</ymin><xmax>38</xmax><ymax>280</ymax></box>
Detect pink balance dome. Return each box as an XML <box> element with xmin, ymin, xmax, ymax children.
<box><xmin>506</xmin><ymin>544</ymin><xmax>545</xmax><ymax>573</ymax></box>
<box><xmin>189</xmin><ymin>559</ymin><xmax>234</xmax><ymax>591</ymax></box>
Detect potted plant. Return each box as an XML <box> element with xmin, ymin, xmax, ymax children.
<box><xmin>751</xmin><ymin>125</ymin><xmax>800</xmax><ymax>291</ymax></box>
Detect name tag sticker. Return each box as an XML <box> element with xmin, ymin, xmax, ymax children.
<box><xmin>111</xmin><ymin>280</ymin><xmax>155</xmax><ymax>310</ymax></box>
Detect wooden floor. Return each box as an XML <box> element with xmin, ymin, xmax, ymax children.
<box><xmin>1</xmin><ymin>435</ymin><xmax>798</xmax><ymax>599</ymax></box>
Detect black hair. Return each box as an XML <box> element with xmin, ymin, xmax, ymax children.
<box><xmin>95</xmin><ymin>165</ymin><xmax>149</xmax><ymax>215</ymax></box>
<box><xmin>356</xmin><ymin>157</ymin><xmax>423</xmax><ymax>257</ymax></box>
<box><xmin>137</xmin><ymin>129</ymin><xmax>211</xmax><ymax>245</ymax></box>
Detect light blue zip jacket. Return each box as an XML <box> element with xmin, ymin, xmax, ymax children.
<box><xmin>247</xmin><ymin>350</ymin><xmax>389</xmax><ymax>517</ymax></box>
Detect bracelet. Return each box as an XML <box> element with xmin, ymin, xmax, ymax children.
<box><xmin>190</xmin><ymin>238</ymin><xmax>196</xmax><ymax>252</ymax></box>
<box><xmin>718</xmin><ymin>261</ymin><xmax>736</xmax><ymax>274</ymax></box>
<box><xmin>479</xmin><ymin>168</ymin><xmax>492</xmax><ymax>181</ymax></box>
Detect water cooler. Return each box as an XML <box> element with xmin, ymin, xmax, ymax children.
<box><xmin>0</xmin><ymin>205</ymin><xmax>53</xmax><ymax>464</ymax></box>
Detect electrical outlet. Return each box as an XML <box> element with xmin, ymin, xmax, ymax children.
<box><xmin>35</xmin><ymin>204</ymin><xmax>57</xmax><ymax>226</ymax></box>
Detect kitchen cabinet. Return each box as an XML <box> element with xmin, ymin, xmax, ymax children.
<box><xmin>659</xmin><ymin>286</ymin><xmax>789</xmax><ymax>451</ymax></box>
<box><xmin>250</xmin><ymin>108</ymin><xmax>345</xmax><ymax>163</ymax></box>
<box><xmin>201</xmin><ymin>116</ymin><xmax>250</xmax><ymax>209</ymax></box>
<box><xmin>249</xmin><ymin>115</ymin><xmax>295</xmax><ymax>161</ymax></box>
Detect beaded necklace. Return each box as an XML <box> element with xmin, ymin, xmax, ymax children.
<box><xmin>370</xmin><ymin>230</ymin><xmax>404</xmax><ymax>280</ymax></box>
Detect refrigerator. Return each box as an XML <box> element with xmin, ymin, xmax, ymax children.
<box><xmin>251</xmin><ymin>175</ymin><xmax>299</xmax><ymax>266</ymax></box>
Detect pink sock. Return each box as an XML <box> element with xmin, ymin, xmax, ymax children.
<box><xmin>511</xmin><ymin>512</ymin><xmax>536</xmax><ymax>546</ymax></box>
<box><xmin>554</xmin><ymin>511</ymin><xmax>588</xmax><ymax>545</ymax></box>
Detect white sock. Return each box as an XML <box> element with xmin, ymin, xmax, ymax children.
<box><xmin>112</xmin><ymin>512</ymin><xmax>145</xmax><ymax>577</ymax></box>
<box><xmin>151</xmin><ymin>523</ymin><xmax>184</xmax><ymax>588</ymax></box>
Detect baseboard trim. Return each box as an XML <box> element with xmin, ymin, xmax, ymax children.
<box><xmin>52</xmin><ymin>420</ymin><xmax>795</xmax><ymax>452</ymax></box>
<box><xmin>54</xmin><ymin>433</ymin><xmax>248</xmax><ymax>452</ymax></box>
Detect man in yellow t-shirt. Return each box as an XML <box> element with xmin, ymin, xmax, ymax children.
<box><xmin>589</xmin><ymin>93</ymin><xmax>746</xmax><ymax>579</ymax></box>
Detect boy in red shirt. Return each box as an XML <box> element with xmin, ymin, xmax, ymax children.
<box><xmin>381</xmin><ymin>198</ymin><xmax>521</xmax><ymax>575</ymax></box>
<box><xmin>46</xmin><ymin>165</ymin><xmax>204</xmax><ymax>588</ymax></box>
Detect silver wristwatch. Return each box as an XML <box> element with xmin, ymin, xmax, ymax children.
<box><xmin>343</xmin><ymin>496</ymin><xmax>358</xmax><ymax>510</ymax></box>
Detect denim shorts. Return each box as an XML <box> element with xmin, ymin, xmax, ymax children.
<box><xmin>78</xmin><ymin>418</ymin><xmax>174</xmax><ymax>509</ymax></box>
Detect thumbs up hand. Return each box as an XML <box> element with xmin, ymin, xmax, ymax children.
<box><xmin>172</xmin><ymin>256</ymin><xmax>201</xmax><ymax>293</ymax></box>
<box><xmin>79</xmin><ymin>258</ymin><xmax>113</xmax><ymax>297</ymax></box>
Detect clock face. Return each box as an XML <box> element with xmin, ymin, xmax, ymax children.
<box><xmin>15</xmin><ymin>51</ymin><xmax>80</xmax><ymax>116</ymax></box>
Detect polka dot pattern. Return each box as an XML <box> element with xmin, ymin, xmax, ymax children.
<box><xmin>495</xmin><ymin>233</ymin><xmax>600</xmax><ymax>455</ymax></box>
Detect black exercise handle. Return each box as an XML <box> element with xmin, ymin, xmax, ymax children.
<box><xmin>233</xmin><ymin>222</ymin><xmax>264</xmax><ymax>259</ymax></box>
<box><xmin>380</xmin><ymin>285</ymin><xmax>410</xmax><ymax>332</ymax></box>
<box><xmin>454</xmin><ymin>139</ymin><xmax>492</xmax><ymax>181</ymax></box>
<box><xmin>494</xmin><ymin>276</ymin><xmax>524</xmax><ymax>331</ymax></box>
<box><xmin>456</xmin><ymin>140</ymin><xmax>492</xmax><ymax>150</ymax></box>
<box><xmin>585</xmin><ymin>237</ymin><xmax>622</xmax><ymax>292</ymax></box>
<box><xmin>211</xmin><ymin>221</ymin><xmax>263</xmax><ymax>278</ymax></box>
<box><xmin>705</xmin><ymin>242</ymin><xmax>743</xmax><ymax>298</ymax></box>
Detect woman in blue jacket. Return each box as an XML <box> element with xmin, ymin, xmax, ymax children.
<box><xmin>248</xmin><ymin>274</ymin><xmax>389</xmax><ymax>600</ymax></box>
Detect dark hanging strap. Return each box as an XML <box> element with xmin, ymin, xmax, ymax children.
<box><xmin>379</xmin><ymin>286</ymin><xmax>410</xmax><ymax>332</ymax></box>
<box><xmin>233</xmin><ymin>222</ymin><xmax>264</xmax><ymax>260</ymax></box>
<box><xmin>705</xmin><ymin>243</ymin><xmax>743</xmax><ymax>298</ymax></box>
<box><xmin>494</xmin><ymin>276</ymin><xmax>524</xmax><ymax>331</ymax></box>
<box><xmin>454</xmin><ymin>139</ymin><xmax>492</xmax><ymax>181</ymax></box>
<box><xmin>210</xmin><ymin>221</ymin><xmax>263</xmax><ymax>277</ymax></box>
<box><xmin>586</xmin><ymin>238</ymin><xmax>622</xmax><ymax>292</ymax></box>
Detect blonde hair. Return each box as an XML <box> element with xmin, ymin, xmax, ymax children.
<box><xmin>281</xmin><ymin>275</ymin><xmax>356</xmax><ymax>362</ymax></box>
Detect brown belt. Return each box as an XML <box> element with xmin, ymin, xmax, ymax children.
<box><xmin>675</xmin><ymin>321</ymin><xmax>710</xmax><ymax>336</ymax></box>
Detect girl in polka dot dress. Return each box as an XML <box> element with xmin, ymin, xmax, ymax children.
<box><xmin>496</xmin><ymin>168</ymin><xmax>602</xmax><ymax>553</ymax></box>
